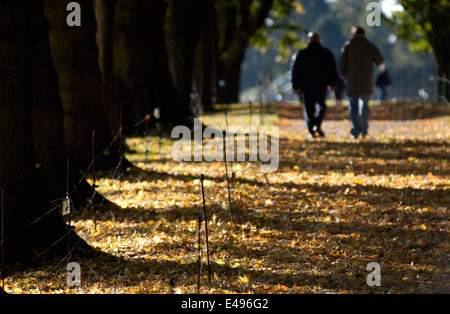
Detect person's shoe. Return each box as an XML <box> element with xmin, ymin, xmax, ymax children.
<box><xmin>317</xmin><ymin>129</ymin><xmax>325</xmax><ymax>137</ymax></box>
<box><xmin>307</xmin><ymin>132</ymin><xmax>316</xmax><ymax>140</ymax></box>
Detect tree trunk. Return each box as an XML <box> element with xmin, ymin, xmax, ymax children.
<box><xmin>0</xmin><ymin>0</ymin><xmax>88</xmax><ymax>265</ymax></box>
<box><xmin>165</xmin><ymin>0</ymin><xmax>208</xmax><ymax>105</ymax></box>
<box><xmin>214</xmin><ymin>0</ymin><xmax>274</xmax><ymax>104</ymax></box>
<box><xmin>95</xmin><ymin>0</ymin><xmax>118</xmax><ymax>135</ymax></box>
<box><xmin>34</xmin><ymin>1</ymin><xmax>111</xmax><ymax>209</ymax></box>
<box><xmin>194</xmin><ymin>1</ymin><xmax>218</xmax><ymax>111</ymax></box>
<box><xmin>428</xmin><ymin>0</ymin><xmax>450</xmax><ymax>101</ymax></box>
<box><xmin>45</xmin><ymin>0</ymin><xmax>121</xmax><ymax>170</ymax></box>
<box><xmin>114</xmin><ymin>0</ymin><xmax>193</xmax><ymax>129</ymax></box>
<box><xmin>217</xmin><ymin>48</ymin><xmax>247</xmax><ymax>104</ymax></box>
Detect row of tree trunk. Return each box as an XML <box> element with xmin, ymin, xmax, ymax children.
<box><xmin>105</xmin><ymin>0</ymin><xmax>275</xmax><ymax>127</ymax></box>
<box><xmin>0</xmin><ymin>0</ymin><xmax>92</xmax><ymax>264</ymax></box>
<box><xmin>0</xmin><ymin>0</ymin><xmax>277</xmax><ymax>265</ymax></box>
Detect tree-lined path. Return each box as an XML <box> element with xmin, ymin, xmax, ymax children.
<box><xmin>1</xmin><ymin>0</ymin><xmax>449</xmax><ymax>296</ymax></box>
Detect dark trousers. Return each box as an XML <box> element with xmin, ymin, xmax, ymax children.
<box><xmin>302</xmin><ymin>87</ymin><xmax>327</xmax><ymax>134</ymax></box>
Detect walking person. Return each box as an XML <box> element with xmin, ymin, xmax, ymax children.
<box><xmin>291</xmin><ymin>32</ymin><xmax>337</xmax><ymax>138</ymax></box>
<box><xmin>376</xmin><ymin>64</ymin><xmax>393</xmax><ymax>103</ymax></box>
<box><xmin>339</xmin><ymin>26</ymin><xmax>384</xmax><ymax>139</ymax></box>
<box><xmin>334</xmin><ymin>73</ymin><xmax>346</xmax><ymax>106</ymax></box>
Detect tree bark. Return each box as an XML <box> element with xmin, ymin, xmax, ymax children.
<box><xmin>34</xmin><ymin>1</ymin><xmax>110</xmax><ymax>209</ymax></box>
<box><xmin>195</xmin><ymin>5</ymin><xmax>218</xmax><ymax>111</ymax></box>
<box><xmin>114</xmin><ymin>0</ymin><xmax>194</xmax><ymax>129</ymax></box>
<box><xmin>428</xmin><ymin>0</ymin><xmax>450</xmax><ymax>100</ymax></box>
<box><xmin>0</xmin><ymin>0</ymin><xmax>88</xmax><ymax>265</ymax></box>
<box><xmin>165</xmin><ymin>0</ymin><xmax>209</xmax><ymax>105</ymax></box>
<box><xmin>45</xmin><ymin>0</ymin><xmax>121</xmax><ymax>170</ymax></box>
<box><xmin>95</xmin><ymin>0</ymin><xmax>118</xmax><ymax>135</ymax></box>
<box><xmin>214</xmin><ymin>0</ymin><xmax>274</xmax><ymax>103</ymax></box>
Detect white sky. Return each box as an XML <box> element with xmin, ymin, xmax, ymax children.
<box><xmin>380</xmin><ymin>0</ymin><xmax>404</xmax><ymax>16</ymax></box>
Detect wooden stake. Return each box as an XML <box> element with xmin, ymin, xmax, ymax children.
<box><xmin>92</xmin><ymin>130</ymin><xmax>98</xmax><ymax>231</ymax></box>
<box><xmin>197</xmin><ymin>216</ymin><xmax>202</xmax><ymax>294</ymax></box>
<box><xmin>224</xmin><ymin>110</ymin><xmax>235</xmax><ymax>181</ymax></box>
<box><xmin>92</xmin><ymin>130</ymin><xmax>96</xmax><ymax>193</ymax></box>
<box><xmin>118</xmin><ymin>101</ymin><xmax>123</xmax><ymax>193</ymax></box>
<box><xmin>66</xmin><ymin>159</ymin><xmax>70</xmax><ymax>199</ymax></box>
<box><xmin>1</xmin><ymin>190</ymin><xmax>4</xmax><ymax>294</ymax></box>
<box><xmin>66</xmin><ymin>159</ymin><xmax>72</xmax><ymax>261</ymax></box>
<box><xmin>119</xmin><ymin>101</ymin><xmax>123</xmax><ymax>167</ymax></box>
<box><xmin>222</xmin><ymin>131</ymin><xmax>233</xmax><ymax>221</ymax></box>
<box><xmin>144</xmin><ymin>91</ymin><xmax>149</xmax><ymax>161</ymax></box>
<box><xmin>200</xmin><ymin>175</ymin><xmax>211</xmax><ymax>286</ymax></box>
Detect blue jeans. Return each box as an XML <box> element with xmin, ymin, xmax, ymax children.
<box><xmin>348</xmin><ymin>95</ymin><xmax>370</xmax><ymax>137</ymax></box>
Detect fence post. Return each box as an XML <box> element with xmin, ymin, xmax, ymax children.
<box><xmin>145</xmin><ymin>91</ymin><xmax>149</xmax><ymax>161</ymax></box>
<box><xmin>196</xmin><ymin>216</ymin><xmax>202</xmax><ymax>294</ymax></box>
<box><xmin>1</xmin><ymin>189</ymin><xmax>5</xmax><ymax>294</ymax></box>
<box><xmin>91</xmin><ymin>131</ymin><xmax>98</xmax><ymax>230</ymax></box>
<box><xmin>443</xmin><ymin>74</ymin><xmax>447</xmax><ymax>103</ymax></box>
<box><xmin>224</xmin><ymin>110</ymin><xmax>235</xmax><ymax>181</ymax></box>
<box><xmin>200</xmin><ymin>175</ymin><xmax>211</xmax><ymax>286</ymax></box>
<box><xmin>222</xmin><ymin>131</ymin><xmax>233</xmax><ymax>221</ymax></box>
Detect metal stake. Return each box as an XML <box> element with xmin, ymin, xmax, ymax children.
<box><xmin>200</xmin><ymin>175</ymin><xmax>211</xmax><ymax>285</ymax></box>
<box><xmin>144</xmin><ymin>91</ymin><xmax>149</xmax><ymax>161</ymax></box>
<box><xmin>222</xmin><ymin>131</ymin><xmax>233</xmax><ymax>221</ymax></box>
<box><xmin>224</xmin><ymin>110</ymin><xmax>235</xmax><ymax>181</ymax></box>
<box><xmin>92</xmin><ymin>130</ymin><xmax>98</xmax><ymax>230</ymax></box>
<box><xmin>66</xmin><ymin>159</ymin><xmax>72</xmax><ymax>261</ymax></box>
<box><xmin>197</xmin><ymin>216</ymin><xmax>202</xmax><ymax>294</ymax></box>
<box><xmin>1</xmin><ymin>190</ymin><xmax>5</xmax><ymax>294</ymax></box>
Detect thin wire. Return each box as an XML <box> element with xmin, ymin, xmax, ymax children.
<box><xmin>49</xmin><ymin>236</ymin><xmax>82</xmax><ymax>275</ymax></box>
<box><xmin>1</xmin><ymin>113</ymin><xmax>151</xmax><ymax>277</ymax></box>
<box><xmin>0</xmin><ymin>200</ymin><xmax>65</xmax><ymax>246</ymax></box>
<box><xmin>22</xmin><ymin>229</ymin><xmax>72</xmax><ymax>269</ymax></box>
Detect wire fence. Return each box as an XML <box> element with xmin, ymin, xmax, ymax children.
<box><xmin>0</xmin><ymin>97</ymin><xmax>244</xmax><ymax>294</ymax></box>
<box><xmin>436</xmin><ymin>74</ymin><xmax>450</xmax><ymax>104</ymax></box>
<box><xmin>393</xmin><ymin>73</ymin><xmax>450</xmax><ymax>104</ymax></box>
<box><xmin>239</xmin><ymin>72</ymin><xmax>450</xmax><ymax>105</ymax></box>
<box><xmin>0</xmin><ymin>106</ymin><xmax>158</xmax><ymax>293</ymax></box>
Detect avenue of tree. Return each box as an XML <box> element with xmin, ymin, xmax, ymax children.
<box><xmin>0</xmin><ymin>0</ymin><xmax>448</xmax><ymax>265</ymax></box>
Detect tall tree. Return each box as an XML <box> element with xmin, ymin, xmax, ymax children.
<box><xmin>95</xmin><ymin>0</ymin><xmax>118</xmax><ymax>135</ymax></box>
<box><xmin>113</xmin><ymin>0</ymin><xmax>193</xmax><ymax>129</ymax></box>
<box><xmin>392</xmin><ymin>0</ymin><xmax>450</xmax><ymax>100</ymax></box>
<box><xmin>45</xmin><ymin>0</ymin><xmax>121</xmax><ymax>169</ymax></box>
<box><xmin>0</xmin><ymin>0</ymin><xmax>88</xmax><ymax>264</ymax></box>
<box><xmin>214</xmin><ymin>0</ymin><xmax>275</xmax><ymax>103</ymax></box>
<box><xmin>35</xmin><ymin>0</ymin><xmax>105</xmax><ymax>207</ymax></box>
<box><xmin>165</xmin><ymin>0</ymin><xmax>209</xmax><ymax>108</ymax></box>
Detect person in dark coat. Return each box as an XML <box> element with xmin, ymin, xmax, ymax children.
<box><xmin>291</xmin><ymin>32</ymin><xmax>337</xmax><ymax>138</ymax></box>
<box><xmin>376</xmin><ymin>64</ymin><xmax>393</xmax><ymax>103</ymax></box>
<box><xmin>334</xmin><ymin>73</ymin><xmax>346</xmax><ymax>106</ymax></box>
<box><xmin>339</xmin><ymin>26</ymin><xmax>384</xmax><ymax>139</ymax></box>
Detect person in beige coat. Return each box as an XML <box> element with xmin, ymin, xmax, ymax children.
<box><xmin>339</xmin><ymin>26</ymin><xmax>384</xmax><ymax>139</ymax></box>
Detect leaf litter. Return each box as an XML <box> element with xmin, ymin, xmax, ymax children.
<box><xmin>4</xmin><ymin>113</ymin><xmax>449</xmax><ymax>294</ymax></box>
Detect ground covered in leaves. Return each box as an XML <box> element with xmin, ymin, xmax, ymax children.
<box><xmin>5</xmin><ymin>106</ymin><xmax>449</xmax><ymax>294</ymax></box>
